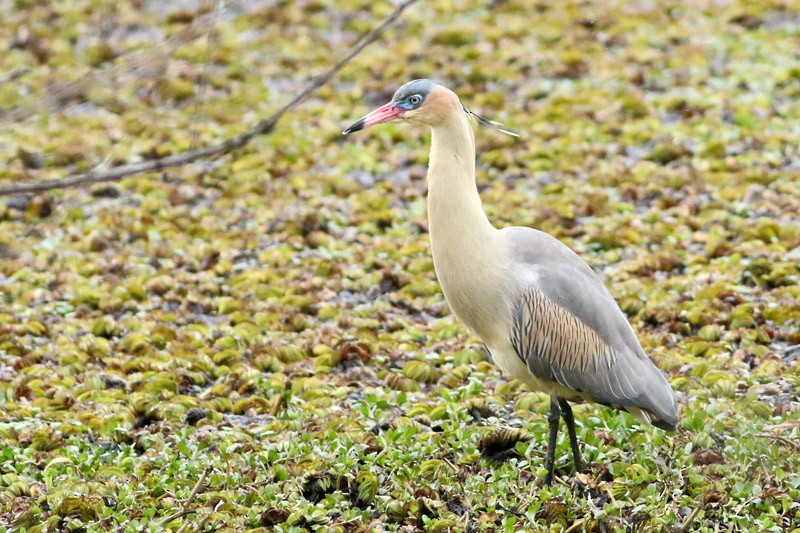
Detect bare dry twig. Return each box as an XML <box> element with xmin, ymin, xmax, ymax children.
<box><xmin>0</xmin><ymin>0</ymin><xmax>421</xmax><ymax>197</ymax></box>
<box><xmin>756</xmin><ymin>432</ymin><xmax>800</xmax><ymax>450</ymax></box>
<box><xmin>190</xmin><ymin>0</ymin><xmax>222</xmax><ymax>150</ymax></box>
<box><xmin>0</xmin><ymin>67</ymin><xmax>31</xmax><ymax>86</ymax></box>
<box><xmin>156</xmin><ymin>466</ymin><xmax>212</xmax><ymax>529</ymax></box>
<box><xmin>680</xmin><ymin>505</ymin><xmax>702</xmax><ymax>532</ymax></box>
<box><xmin>0</xmin><ymin>1</ymin><xmax>248</xmax><ymax>124</ymax></box>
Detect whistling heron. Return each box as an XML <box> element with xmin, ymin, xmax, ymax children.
<box><xmin>343</xmin><ymin>80</ymin><xmax>677</xmax><ymax>484</ymax></box>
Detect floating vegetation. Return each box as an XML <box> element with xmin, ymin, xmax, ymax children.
<box><xmin>0</xmin><ymin>0</ymin><xmax>798</xmax><ymax>530</ymax></box>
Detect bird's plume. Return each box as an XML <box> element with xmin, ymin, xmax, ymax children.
<box><xmin>463</xmin><ymin>105</ymin><xmax>519</xmax><ymax>137</ymax></box>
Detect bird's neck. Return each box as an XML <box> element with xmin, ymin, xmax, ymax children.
<box><xmin>425</xmin><ymin>111</ymin><xmax>509</xmax><ymax>339</ymax></box>
<box><xmin>426</xmin><ymin>112</ymin><xmax>496</xmax><ymax>242</ymax></box>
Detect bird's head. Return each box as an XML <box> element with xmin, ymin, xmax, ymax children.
<box><xmin>343</xmin><ymin>79</ymin><xmax>518</xmax><ymax>136</ymax></box>
<box><xmin>343</xmin><ymin>79</ymin><xmax>458</xmax><ymax>134</ymax></box>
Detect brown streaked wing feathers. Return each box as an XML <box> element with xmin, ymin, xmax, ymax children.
<box><xmin>511</xmin><ymin>287</ymin><xmax>629</xmax><ymax>399</ymax></box>
<box><xmin>502</xmin><ymin>226</ymin><xmax>678</xmax><ymax>430</ymax></box>
<box><xmin>511</xmin><ymin>289</ymin><xmax>615</xmax><ymax>377</ymax></box>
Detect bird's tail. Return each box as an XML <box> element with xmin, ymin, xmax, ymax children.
<box><xmin>631</xmin><ymin>363</ymin><xmax>679</xmax><ymax>431</ymax></box>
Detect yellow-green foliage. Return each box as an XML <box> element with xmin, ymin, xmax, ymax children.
<box><xmin>0</xmin><ymin>0</ymin><xmax>798</xmax><ymax>531</ymax></box>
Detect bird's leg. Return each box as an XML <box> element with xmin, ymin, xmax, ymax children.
<box><xmin>558</xmin><ymin>398</ymin><xmax>582</xmax><ymax>474</ymax></box>
<box><xmin>543</xmin><ymin>396</ymin><xmax>562</xmax><ymax>485</ymax></box>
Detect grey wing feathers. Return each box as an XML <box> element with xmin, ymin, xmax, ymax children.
<box><xmin>503</xmin><ymin>227</ymin><xmax>678</xmax><ymax>430</ymax></box>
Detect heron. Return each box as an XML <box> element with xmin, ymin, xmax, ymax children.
<box><xmin>343</xmin><ymin>79</ymin><xmax>677</xmax><ymax>484</ymax></box>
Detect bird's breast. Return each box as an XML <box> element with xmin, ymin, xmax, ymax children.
<box><xmin>428</xmin><ymin>226</ymin><xmax>582</xmax><ymax>399</ymax></box>
<box><xmin>428</xmin><ymin>225</ymin><xmax>511</xmax><ymax>343</ymax></box>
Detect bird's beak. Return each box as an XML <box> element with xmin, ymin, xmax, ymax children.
<box><xmin>342</xmin><ymin>102</ymin><xmax>405</xmax><ymax>135</ymax></box>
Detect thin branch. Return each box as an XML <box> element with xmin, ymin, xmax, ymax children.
<box><xmin>0</xmin><ymin>67</ymin><xmax>31</xmax><ymax>86</ymax></box>
<box><xmin>680</xmin><ymin>505</ymin><xmax>702</xmax><ymax>532</ymax></box>
<box><xmin>756</xmin><ymin>433</ymin><xmax>800</xmax><ymax>450</ymax></box>
<box><xmin>0</xmin><ymin>1</ymin><xmax>247</xmax><ymax>124</ymax></box>
<box><xmin>190</xmin><ymin>0</ymin><xmax>222</xmax><ymax>150</ymax></box>
<box><xmin>0</xmin><ymin>0</ymin><xmax>421</xmax><ymax>197</ymax></box>
<box><xmin>156</xmin><ymin>466</ymin><xmax>212</xmax><ymax>529</ymax></box>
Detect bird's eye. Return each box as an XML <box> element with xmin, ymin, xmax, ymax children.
<box><xmin>409</xmin><ymin>95</ymin><xmax>422</xmax><ymax>105</ymax></box>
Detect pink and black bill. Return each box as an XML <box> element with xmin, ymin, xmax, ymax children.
<box><xmin>342</xmin><ymin>102</ymin><xmax>405</xmax><ymax>134</ymax></box>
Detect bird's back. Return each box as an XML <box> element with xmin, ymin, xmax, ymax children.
<box><xmin>498</xmin><ymin>226</ymin><xmax>678</xmax><ymax>430</ymax></box>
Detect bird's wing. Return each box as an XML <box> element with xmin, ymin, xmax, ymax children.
<box><xmin>501</xmin><ymin>227</ymin><xmax>677</xmax><ymax>430</ymax></box>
